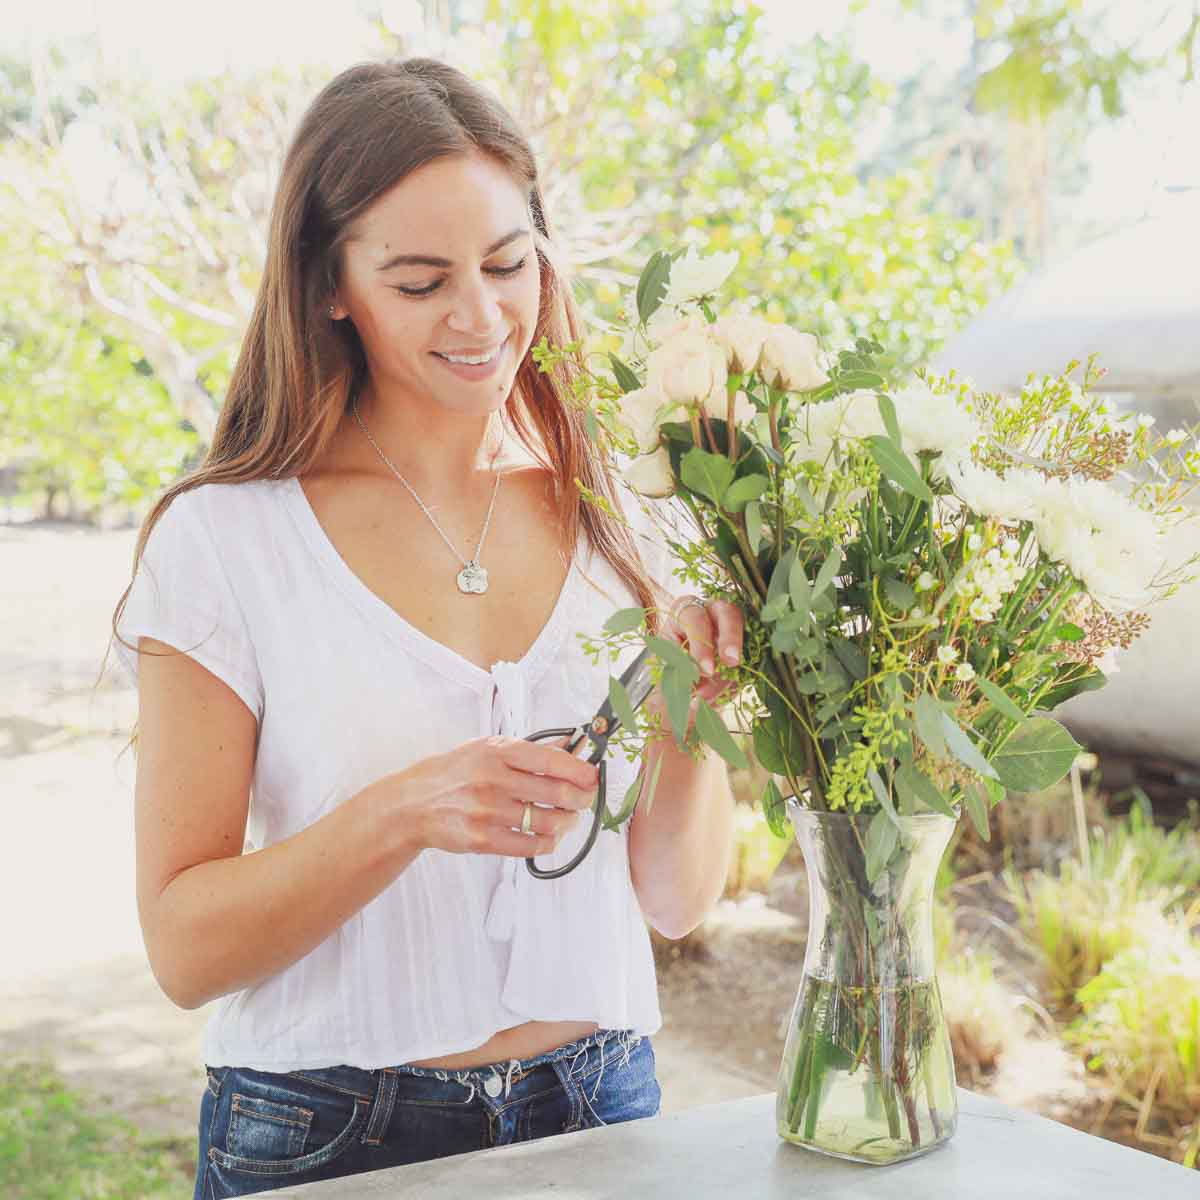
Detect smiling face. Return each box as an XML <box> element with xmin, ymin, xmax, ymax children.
<box><xmin>331</xmin><ymin>152</ymin><xmax>543</xmax><ymax>419</ymax></box>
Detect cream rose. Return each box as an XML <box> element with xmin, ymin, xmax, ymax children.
<box><xmin>759</xmin><ymin>325</ymin><xmax>828</xmax><ymax>392</ymax></box>
<box><xmin>645</xmin><ymin>326</ymin><xmax>728</xmax><ymax>407</ymax></box>
<box><xmin>622</xmin><ymin>447</ymin><xmax>676</xmax><ymax>497</ymax></box>
<box><xmin>619</xmin><ymin>386</ymin><xmax>680</xmax><ymax>453</ymax></box>
<box><xmin>708</xmin><ymin>311</ymin><xmax>770</xmax><ymax>375</ymax></box>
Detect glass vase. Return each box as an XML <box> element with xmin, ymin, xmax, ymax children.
<box><xmin>776</xmin><ymin>806</ymin><xmax>958</xmax><ymax>1164</ymax></box>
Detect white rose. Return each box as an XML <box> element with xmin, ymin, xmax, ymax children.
<box><xmin>619</xmin><ymin>386</ymin><xmax>681</xmax><ymax>454</ymax></box>
<box><xmin>645</xmin><ymin>326</ymin><xmax>728</xmax><ymax>407</ymax></box>
<box><xmin>662</xmin><ymin>247</ymin><xmax>739</xmax><ymax>305</ymax></box>
<box><xmin>708</xmin><ymin>311</ymin><xmax>770</xmax><ymax>375</ymax></box>
<box><xmin>622</xmin><ymin>446</ymin><xmax>676</xmax><ymax>498</ymax></box>
<box><xmin>645</xmin><ymin>307</ymin><xmax>706</xmax><ymax>347</ymax></box>
<box><xmin>758</xmin><ymin>325</ymin><xmax>828</xmax><ymax>392</ymax></box>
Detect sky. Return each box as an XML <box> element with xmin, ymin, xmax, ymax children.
<box><xmin>6</xmin><ymin>0</ymin><xmax>1199</xmax><ymax>250</ymax></box>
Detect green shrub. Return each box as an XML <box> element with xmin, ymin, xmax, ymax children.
<box><xmin>0</xmin><ymin>1059</ymin><xmax>193</xmax><ymax>1199</ymax></box>
<box><xmin>1067</xmin><ymin>935</ymin><xmax>1200</xmax><ymax>1168</ymax></box>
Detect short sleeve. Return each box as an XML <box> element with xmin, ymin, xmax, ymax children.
<box><xmin>111</xmin><ymin>486</ymin><xmax>265</xmax><ymax>721</ymax></box>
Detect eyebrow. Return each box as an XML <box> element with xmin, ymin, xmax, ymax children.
<box><xmin>375</xmin><ymin>227</ymin><xmax>531</xmax><ymax>272</ymax></box>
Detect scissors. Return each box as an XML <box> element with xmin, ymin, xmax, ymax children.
<box><xmin>523</xmin><ymin>645</ymin><xmax>657</xmax><ymax>880</ymax></box>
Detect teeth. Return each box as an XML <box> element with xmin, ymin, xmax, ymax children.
<box><xmin>440</xmin><ymin>343</ymin><xmax>503</xmax><ymax>365</ymax></box>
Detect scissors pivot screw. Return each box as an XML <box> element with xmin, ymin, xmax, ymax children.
<box><xmin>590</xmin><ymin>716</ymin><xmax>610</xmax><ymax>736</ymax></box>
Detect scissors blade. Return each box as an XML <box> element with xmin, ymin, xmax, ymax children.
<box><xmin>589</xmin><ymin>645</ymin><xmax>657</xmax><ymax>745</ymax></box>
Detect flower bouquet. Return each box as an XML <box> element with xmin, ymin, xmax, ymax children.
<box><xmin>535</xmin><ymin>246</ymin><xmax>1200</xmax><ymax>1164</ymax></box>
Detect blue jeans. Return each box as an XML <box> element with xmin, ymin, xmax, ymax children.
<box><xmin>194</xmin><ymin>1028</ymin><xmax>661</xmax><ymax>1198</ymax></box>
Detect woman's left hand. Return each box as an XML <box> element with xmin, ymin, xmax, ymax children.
<box><xmin>662</xmin><ymin>595</ymin><xmax>745</xmax><ymax>708</ymax></box>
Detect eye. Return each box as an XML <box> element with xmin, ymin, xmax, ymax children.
<box><xmin>392</xmin><ymin>257</ymin><xmax>529</xmax><ymax>298</ymax></box>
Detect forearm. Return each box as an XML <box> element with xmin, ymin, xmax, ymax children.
<box><xmin>628</xmin><ymin>694</ymin><xmax>736</xmax><ymax>939</ymax></box>
<box><xmin>145</xmin><ymin>778</ymin><xmax>419</xmax><ymax>1010</ymax></box>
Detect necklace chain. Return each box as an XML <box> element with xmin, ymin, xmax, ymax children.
<box><xmin>351</xmin><ymin>395</ymin><xmax>502</xmax><ymax>574</ymax></box>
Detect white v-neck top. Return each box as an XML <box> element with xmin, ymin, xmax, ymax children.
<box><xmin>112</xmin><ymin>472</ymin><xmax>681</xmax><ymax>1070</ymax></box>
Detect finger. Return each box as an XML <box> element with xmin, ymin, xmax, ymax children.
<box><xmin>502</xmin><ymin>797</ymin><xmax>585</xmax><ymax>837</ymax></box>
<box><xmin>708</xmin><ymin>599</ymin><xmax>745</xmax><ymax>666</ymax></box>
<box><xmin>491</xmin><ymin>826</ymin><xmax>561</xmax><ymax>859</ymax></box>
<box><xmin>672</xmin><ymin>598</ymin><xmax>718</xmax><ymax>674</ymax></box>
<box><xmin>501</xmin><ymin>737</ymin><xmax>600</xmax><ymax>790</ymax></box>
<box><xmin>503</xmin><ymin>766</ymin><xmax>598</xmax><ymax>812</ymax></box>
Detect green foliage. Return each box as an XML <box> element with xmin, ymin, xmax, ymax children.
<box><xmin>1067</xmin><ymin>940</ymin><xmax>1200</xmax><ymax>1169</ymax></box>
<box><xmin>0</xmin><ymin>1058</ymin><xmax>193</xmax><ymax>1198</ymax></box>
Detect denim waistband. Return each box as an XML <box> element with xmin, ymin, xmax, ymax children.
<box><xmin>393</xmin><ymin>1027</ymin><xmax>641</xmax><ymax>1080</ymax></box>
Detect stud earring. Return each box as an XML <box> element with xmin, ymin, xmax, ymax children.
<box><xmin>328</xmin><ymin>305</ymin><xmax>335</xmax><ymax>318</ymax></box>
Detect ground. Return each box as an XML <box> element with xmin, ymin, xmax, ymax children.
<box><xmin>0</xmin><ymin>518</ymin><xmax>1105</xmax><ymax>1173</ymax></box>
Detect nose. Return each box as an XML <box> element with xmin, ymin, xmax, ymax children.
<box><xmin>446</xmin><ymin>271</ymin><xmax>505</xmax><ymax>335</ymax></box>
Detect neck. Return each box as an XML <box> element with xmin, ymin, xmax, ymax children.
<box><xmin>350</xmin><ymin>383</ymin><xmax>505</xmax><ymax>494</ymax></box>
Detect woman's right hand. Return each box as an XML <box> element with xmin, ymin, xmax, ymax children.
<box><xmin>387</xmin><ymin>734</ymin><xmax>601</xmax><ymax>858</ymax></box>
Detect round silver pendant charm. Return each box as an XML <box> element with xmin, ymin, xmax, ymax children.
<box><xmin>457</xmin><ymin>561</ymin><xmax>489</xmax><ymax>595</ymax></box>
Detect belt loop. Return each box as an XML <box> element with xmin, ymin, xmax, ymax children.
<box><xmin>362</xmin><ymin>1068</ymin><xmax>397</xmax><ymax>1146</ymax></box>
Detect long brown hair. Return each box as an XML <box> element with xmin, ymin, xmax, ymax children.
<box><xmin>107</xmin><ymin>57</ymin><xmax>666</xmax><ymax>748</ymax></box>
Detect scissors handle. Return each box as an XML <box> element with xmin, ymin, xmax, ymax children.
<box><xmin>521</xmin><ymin>725</ymin><xmax>610</xmax><ymax>880</ymax></box>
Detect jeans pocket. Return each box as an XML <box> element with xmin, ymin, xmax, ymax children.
<box><xmin>207</xmin><ymin>1068</ymin><xmax>369</xmax><ymax>1180</ymax></box>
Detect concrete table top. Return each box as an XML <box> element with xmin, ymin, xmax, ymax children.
<box><xmin>270</xmin><ymin>1087</ymin><xmax>1196</xmax><ymax>1199</ymax></box>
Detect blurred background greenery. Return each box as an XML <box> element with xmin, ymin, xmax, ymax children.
<box><xmin>3</xmin><ymin>0</ymin><xmax>1197</xmax><ymax>520</ymax></box>
<box><xmin>3</xmin><ymin>2</ymin><xmax>1199</xmax><ymax>1191</ymax></box>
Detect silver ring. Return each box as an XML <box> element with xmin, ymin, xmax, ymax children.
<box><xmin>675</xmin><ymin>596</ymin><xmax>706</xmax><ymax>620</ymax></box>
<box><xmin>520</xmin><ymin>802</ymin><xmax>533</xmax><ymax>835</ymax></box>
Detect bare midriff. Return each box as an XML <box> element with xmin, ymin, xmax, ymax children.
<box><xmin>404</xmin><ymin>1019</ymin><xmax>601</xmax><ymax>1070</ymax></box>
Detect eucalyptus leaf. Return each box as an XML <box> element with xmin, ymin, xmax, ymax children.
<box><xmin>636</xmin><ymin>251</ymin><xmax>672</xmax><ymax>324</ymax></box>
<box><xmin>865</xmin><ymin>435</ymin><xmax>933</xmax><ymax>502</ymax></box>
<box><xmin>941</xmin><ymin>713</ymin><xmax>999</xmax><ymax>779</ymax></box>
<box><xmin>635</xmin><ymin>751</ymin><xmax>667</xmax><ymax>821</ymax></box>
<box><xmin>602</xmin><ymin>766</ymin><xmax>643</xmax><ymax>832</ymax></box>
<box><xmin>607</xmin><ymin>675</ymin><xmax>640</xmax><ymax>737</ymax></box>
<box><xmin>723</xmin><ymin>473</ymin><xmax>769</xmax><ymax>512</ymax></box>
<box><xmin>745</xmin><ymin>500</ymin><xmax>766</xmax><ymax>553</ymax></box>
<box><xmin>762</xmin><ymin>777</ymin><xmax>791</xmax><ymax>839</ymax></box>
<box><xmin>876</xmin><ymin>392</ymin><xmax>901</xmax><ymax>445</ymax></box>
<box><xmin>963</xmin><ymin>783</ymin><xmax>991</xmax><ymax>840</ymax></box>
<box><xmin>812</xmin><ymin>545</ymin><xmax>843</xmax><ymax>599</ymax></box>
<box><xmin>695</xmin><ymin>699</ymin><xmax>749</xmax><ymax>769</ymax></box>
<box><xmin>975</xmin><ymin>677</ymin><xmax>1027</xmax><ymax>724</ymax></box>
<box><xmin>895</xmin><ymin>763</ymin><xmax>959</xmax><ymax>818</ymax></box>
<box><xmin>865</xmin><ymin>808</ymin><xmax>899</xmax><ymax>884</ymax></box>
<box><xmin>607</xmin><ymin>352</ymin><xmax>642</xmax><ymax>394</ymax></box>
<box><xmin>646</xmin><ymin>634</ymin><xmax>700</xmax><ymax>680</ymax></box>
<box><xmin>767</xmin><ymin>546</ymin><xmax>798</xmax><ymax>607</ymax></box>
<box><xmin>991</xmin><ymin>717</ymin><xmax>1082</xmax><ymax>792</ymax></box>
<box><xmin>867</xmin><ymin>767</ymin><xmax>901</xmax><ymax>829</ymax></box>
<box><xmin>829</xmin><ymin>636</ymin><xmax>867</xmax><ymax>681</ymax></box>
<box><xmin>603</xmin><ymin>607</ymin><xmax>647</xmax><ymax>635</ymax></box>
<box><xmin>914</xmin><ymin>694</ymin><xmax>948</xmax><ymax>758</ymax></box>
<box><xmin>789</xmin><ymin>557</ymin><xmax>813</xmax><ymax>616</ymax></box>
<box><xmin>662</xmin><ymin>666</ymin><xmax>694</xmax><ymax>747</ymax></box>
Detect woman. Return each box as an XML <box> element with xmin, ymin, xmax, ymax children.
<box><xmin>109</xmin><ymin>57</ymin><xmax>741</xmax><ymax>1198</ymax></box>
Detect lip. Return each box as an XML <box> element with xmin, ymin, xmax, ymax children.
<box><xmin>431</xmin><ymin>333</ymin><xmax>511</xmax><ymax>381</ymax></box>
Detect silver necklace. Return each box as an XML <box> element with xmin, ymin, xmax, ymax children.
<box><xmin>352</xmin><ymin>395</ymin><xmax>502</xmax><ymax>596</ymax></box>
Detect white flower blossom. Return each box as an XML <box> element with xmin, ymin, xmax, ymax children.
<box><xmin>915</xmin><ymin>571</ymin><xmax>935</xmax><ymax>592</ymax></box>
<box><xmin>708</xmin><ymin>310</ymin><xmax>771</xmax><ymax>375</ymax></box>
<box><xmin>891</xmin><ymin>379</ymin><xmax>981</xmax><ymax>474</ymax></box>
<box><xmin>758</xmin><ymin>324</ymin><xmax>829</xmax><ymax>392</ymax></box>
<box><xmin>1033</xmin><ymin>477</ymin><xmax>1168</xmax><ymax>612</ymax></box>
<box><xmin>1166</xmin><ymin>428</ymin><xmax>1188</xmax><ymax>447</ymax></box>
<box><xmin>621</xmin><ymin>446</ymin><xmax>676</xmax><ymax>498</ymax></box>
<box><xmin>644</xmin><ymin>325</ymin><xmax>728</xmax><ymax>407</ymax></box>
<box><xmin>937</xmin><ymin>645</ymin><xmax>959</xmax><ymax>665</ymax></box>
<box><xmin>661</xmin><ymin>247</ymin><xmax>739</xmax><ymax>306</ymax></box>
<box><xmin>954</xmin><ymin>662</ymin><xmax>977</xmax><ymax>682</ymax></box>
